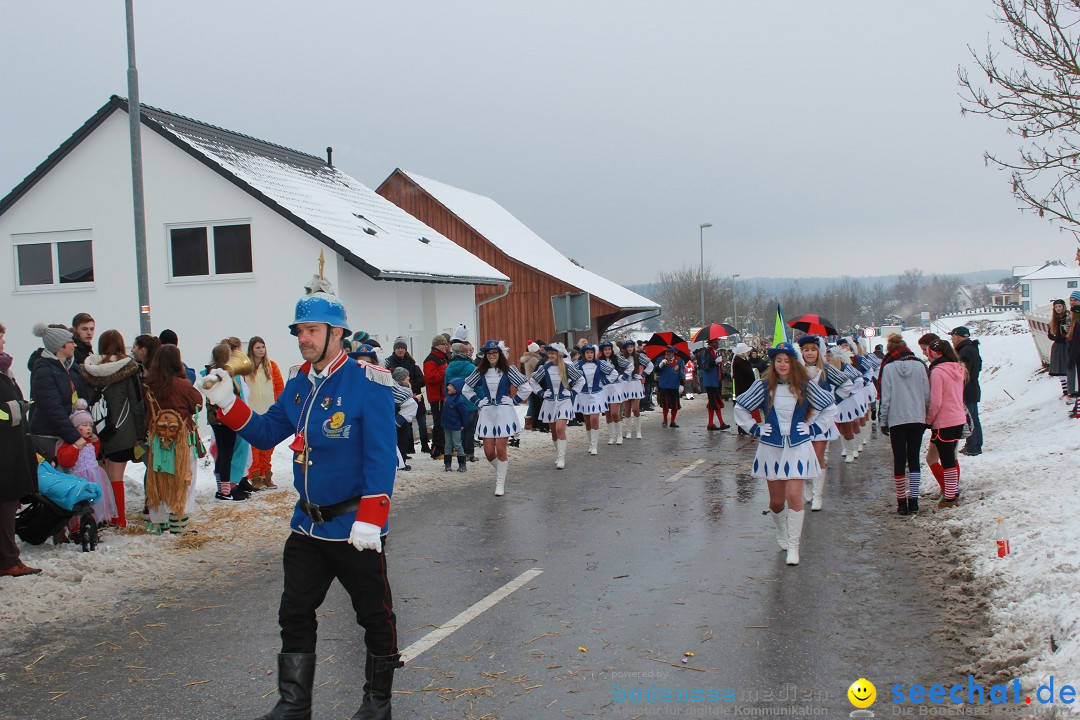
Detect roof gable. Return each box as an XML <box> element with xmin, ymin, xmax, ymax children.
<box><xmin>1</xmin><ymin>97</ymin><xmax>508</xmax><ymax>286</ymax></box>
<box><xmin>398</xmin><ymin>170</ymin><xmax>658</xmax><ymax>311</ymax></box>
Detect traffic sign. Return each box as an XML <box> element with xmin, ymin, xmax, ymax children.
<box><xmin>863</xmin><ymin>327</ymin><xmax>877</xmax><ymax>338</ymax></box>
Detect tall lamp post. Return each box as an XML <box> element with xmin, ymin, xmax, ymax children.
<box><xmin>732</xmin><ymin>273</ymin><xmax>741</xmax><ymax>336</ymax></box>
<box><xmin>699</xmin><ymin>223</ymin><xmax>712</xmax><ymax>328</ymax></box>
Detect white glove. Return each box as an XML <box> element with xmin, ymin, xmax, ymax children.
<box><xmin>796</xmin><ymin>422</ymin><xmax>813</xmax><ymax>435</ymax></box>
<box><xmin>349</xmin><ymin>521</ymin><xmax>383</xmax><ymax>553</ymax></box>
<box><xmin>91</xmin><ymin>396</ymin><xmax>108</xmax><ymax>434</ymax></box>
<box><xmin>752</xmin><ymin>423</ymin><xmax>773</xmax><ymax>437</ymax></box>
<box><xmin>195</xmin><ymin>369</ymin><xmax>236</xmax><ymax>411</ymax></box>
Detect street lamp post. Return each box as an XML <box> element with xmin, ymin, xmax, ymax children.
<box><xmin>732</xmin><ymin>273</ymin><xmax>741</xmax><ymax>336</ymax></box>
<box><xmin>699</xmin><ymin>223</ymin><xmax>712</xmax><ymax>328</ymax></box>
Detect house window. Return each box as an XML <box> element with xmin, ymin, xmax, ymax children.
<box><xmin>1069</xmin><ymin>281</ymin><xmax>1078</xmax><ymax>289</ymax></box>
<box><xmin>12</xmin><ymin>231</ymin><xmax>94</xmax><ymax>289</ymax></box>
<box><xmin>1021</xmin><ymin>283</ymin><xmax>1030</xmax><ymax>298</ymax></box>
<box><xmin>169</xmin><ymin>222</ymin><xmax>252</xmax><ymax>279</ymax></box>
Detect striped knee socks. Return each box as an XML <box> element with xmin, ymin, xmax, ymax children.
<box><xmin>894</xmin><ymin>475</ymin><xmax>906</xmax><ymax>499</ymax></box>
<box><xmin>943</xmin><ymin>466</ymin><xmax>959</xmax><ymax>499</ymax></box>
<box><xmin>908</xmin><ymin>471</ymin><xmax>921</xmax><ymax>498</ymax></box>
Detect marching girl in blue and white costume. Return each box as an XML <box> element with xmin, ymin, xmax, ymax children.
<box><xmin>830</xmin><ymin>341</ymin><xmax>864</xmax><ymax>463</ymax></box>
<box><xmin>734</xmin><ymin>343</ymin><xmax>837</xmax><ymax>566</ymax></box>
<box><xmin>575</xmin><ymin>345</ymin><xmax>619</xmax><ymax>455</ymax></box>
<box><xmin>796</xmin><ymin>336</ymin><xmax>849</xmax><ymax>511</ymax></box>
<box><xmin>618</xmin><ymin>340</ymin><xmax>654</xmax><ymax>440</ymax></box>
<box><xmin>530</xmin><ymin>343</ymin><xmax>583</xmax><ymax>470</ymax></box>
<box><xmin>847</xmin><ymin>340</ymin><xmax>876</xmax><ymax>455</ymax></box>
<box><xmin>354</xmin><ymin>344</ymin><xmax>416</xmax><ymax>473</ymax></box>
<box><xmin>599</xmin><ymin>341</ymin><xmax>628</xmax><ymax>445</ymax></box>
<box><xmin>462</xmin><ymin>340</ymin><xmax>532</xmax><ymax>496</ymax></box>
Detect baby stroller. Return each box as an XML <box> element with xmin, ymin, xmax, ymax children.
<box><xmin>16</xmin><ymin>461</ymin><xmax>100</xmax><ymax>552</ymax></box>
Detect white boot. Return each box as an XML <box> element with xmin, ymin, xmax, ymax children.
<box><xmin>588</xmin><ymin>429</ymin><xmax>599</xmax><ymax>455</ymax></box>
<box><xmin>624</xmin><ymin>419</ymin><xmax>632</xmax><ymax>439</ymax></box>
<box><xmin>786</xmin><ymin>509</ymin><xmax>805</xmax><ymax>566</ymax></box>
<box><xmin>851</xmin><ymin>437</ymin><xmax>860</xmax><ymax>460</ymax></box>
<box><xmin>803</xmin><ymin>477</ymin><xmax>813</xmax><ymax>503</ymax></box>
<box><xmin>843</xmin><ymin>438</ymin><xmax>855</xmax><ymax>463</ymax></box>
<box><xmin>811</xmin><ymin>471</ymin><xmax>824</xmax><ymax>511</ymax></box>
<box><xmin>493</xmin><ymin>459</ymin><xmax>506</xmax><ymax>496</ymax></box>
<box><xmin>607</xmin><ymin>423</ymin><xmax>616</xmax><ymax>445</ymax></box>
<box><xmin>615</xmin><ymin>421</ymin><xmax>624</xmax><ymax>445</ymax></box>
<box><xmin>634</xmin><ymin>415</ymin><xmax>642</xmax><ymax>439</ymax></box>
<box><xmin>770</xmin><ymin>509</ymin><xmax>788</xmax><ymax>551</ymax></box>
<box><xmin>555</xmin><ymin>440</ymin><xmax>566</xmax><ymax>469</ymax></box>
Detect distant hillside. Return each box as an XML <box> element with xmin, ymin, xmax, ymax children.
<box><xmin>626</xmin><ymin>269</ymin><xmax>1010</xmax><ymax>299</ymax></box>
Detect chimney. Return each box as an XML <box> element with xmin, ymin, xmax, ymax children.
<box><xmin>326</xmin><ymin>146</ymin><xmax>333</xmax><ymax>167</ymax></box>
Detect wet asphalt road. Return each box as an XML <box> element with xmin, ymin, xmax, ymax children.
<box><xmin>2</xmin><ymin>409</ymin><xmax>982</xmax><ymax>719</ymax></box>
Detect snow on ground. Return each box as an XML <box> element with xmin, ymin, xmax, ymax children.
<box><xmin>902</xmin><ymin>316</ymin><xmax>1080</xmax><ymax>696</ymax></box>
<box><xmin>0</xmin><ymin>407</ymin><xmax>608</xmax><ymax>643</ymax></box>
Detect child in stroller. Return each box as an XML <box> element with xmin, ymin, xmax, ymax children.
<box><xmin>16</xmin><ymin>461</ymin><xmax>101</xmax><ymax>552</ymax></box>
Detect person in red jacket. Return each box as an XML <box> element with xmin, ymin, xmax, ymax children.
<box><xmin>423</xmin><ymin>335</ymin><xmax>450</xmax><ymax>460</ymax></box>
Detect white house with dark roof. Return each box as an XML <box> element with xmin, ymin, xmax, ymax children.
<box><xmin>0</xmin><ymin>96</ymin><xmax>508</xmax><ymax>386</ymax></box>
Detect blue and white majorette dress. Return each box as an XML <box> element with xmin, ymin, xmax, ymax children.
<box><xmin>619</xmin><ymin>352</ymin><xmax>654</xmax><ymax>401</ymax></box>
<box><xmin>574</xmin><ymin>359</ymin><xmax>618</xmax><ymax>415</ymax></box>
<box><xmin>734</xmin><ymin>379</ymin><xmax>837</xmax><ymax>480</ymax></box>
<box><xmin>603</xmin><ymin>354</ymin><xmax>629</xmax><ymax>404</ymax></box>
<box><xmin>835</xmin><ymin>363</ymin><xmax>864</xmax><ymax>423</ymax></box>
<box><xmin>392</xmin><ymin>382</ymin><xmax>417</xmax><ymax>470</ymax></box>
<box><xmin>532</xmin><ymin>362</ymin><xmax>584</xmax><ymax>423</ymax></box>
<box><xmin>805</xmin><ymin>365</ymin><xmax>846</xmax><ymax>441</ymax></box>
<box><xmin>462</xmin><ymin>366</ymin><xmax>532</xmax><ymax>438</ymax></box>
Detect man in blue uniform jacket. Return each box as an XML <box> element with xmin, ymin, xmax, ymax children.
<box><xmin>197</xmin><ymin>269</ymin><xmax>400</xmax><ymax>720</ymax></box>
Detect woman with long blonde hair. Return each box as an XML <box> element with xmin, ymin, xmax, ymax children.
<box><xmin>735</xmin><ymin>343</ymin><xmax>836</xmax><ymax>566</ymax></box>
<box><xmin>530</xmin><ymin>343</ymin><xmax>583</xmax><ymax>469</ymax></box>
<box><xmin>618</xmin><ymin>340</ymin><xmax>654</xmax><ymax>440</ymax></box>
<box><xmin>796</xmin><ymin>335</ymin><xmax>846</xmax><ymax>511</ymax></box>
<box><xmin>247</xmin><ymin>336</ymin><xmax>284</xmax><ymax>488</ymax></box>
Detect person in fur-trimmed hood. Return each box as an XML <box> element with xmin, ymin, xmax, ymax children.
<box><xmin>80</xmin><ymin>329</ymin><xmax>146</xmax><ymax>528</ymax></box>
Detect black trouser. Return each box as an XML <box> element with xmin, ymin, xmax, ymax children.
<box><xmin>642</xmin><ymin>377</ymin><xmax>655</xmax><ymax>409</ymax></box>
<box><xmin>889</xmin><ymin>423</ymin><xmax>925</xmax><ymax>476</ymax></box>
<box><xmin>463</xmin><ymin>410</ymin><xmax>478</xmax><ymax>455</ymax></box>
<box><xmin>396</xmin><ymin>424</ymin><xmax>413</xmax><ymax>459</ymax></box>
<box><xmin>0</xmin><ymin>499</ymin><xmax>21</xmax><ymax>571</ymax></box>
<box><xmin>430</xmin><ymin>400</ymin><xmax>444</xmax><ymax>454</ymax></box>
<box><xmin>211</xmin><ymin>424</ymin><xmax>237</xmax><ymax>484</ymax></box>
<box><xmin>279</xmin><ymin>533</ymin><xmax>397</xmax><ymax>656</ymax></box>
<box><xmin>415</xmin><ymin>403</ymin><xmax>430</xmax><ymax>446</ymax></box>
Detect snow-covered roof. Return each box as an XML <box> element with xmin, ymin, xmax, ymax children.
<box><xmin>0</xmin><ymin>97</ymin><xmax>507</xmax><ymax>286</ymax></box>
<box><xmin>400</xmin><ymin>171</ymin><xmax>659</xmax><ymax>311</ymax></box>
<box><xmin>139</xmin><ymin>105</ymin><xmax>510</xmax><ymax>285</ymax></box>
<box><xmin>1012</xmin><ymin>265</ymin><xmax>1042</xmax><ymax>277</ymax></box>
<box><xmin>1019</xmin><ymin>262</ymin><xmax>1080</xmax><ymax>281</ymax></box>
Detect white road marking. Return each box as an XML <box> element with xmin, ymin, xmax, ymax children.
<box><xmin>665</xmin><ymin>458</ymin><xmax>706</xmax><ymax>483</ymax></box>
<box><xmin>400</xmin><ymin>567</ymin><xmax>544</xmax><ymax>664</ymax></box>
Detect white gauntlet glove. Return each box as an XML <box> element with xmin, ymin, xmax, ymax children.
<box><xmin>349</xmin><ymin>521</ymin><xmax>383</xmax><ymax>553</ymax></box>
<box><xmin>195</xmin><ymin>369</ymin><xmax>236</xmax><ymax>411</ymax></box>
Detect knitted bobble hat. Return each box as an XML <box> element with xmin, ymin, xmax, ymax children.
<box><xmin>70</xmin><ymin>399</ymin><xmax>93</xmax><ymax>428</ymax></box>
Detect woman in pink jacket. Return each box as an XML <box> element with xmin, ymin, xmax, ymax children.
<box><xmin>925</xmin><ymin>339</ymin><xmax>967</xmax><ymax>507</ymax></box>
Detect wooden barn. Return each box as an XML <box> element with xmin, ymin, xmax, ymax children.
<box><xmin>377</xmin><ymin>169</ymin><xmax>659</xmax><ymax>355</ymax></box>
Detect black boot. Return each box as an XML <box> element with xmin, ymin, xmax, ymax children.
<box><xmin>256</xmin><ymin>653</ymin><xmax>315</xmax><ymax>720</ymax></box>
<box><xmin>897</xmin><ymin>498</ymin><xmax>909</xmax><ymax>516</ymax></box>
<box><xmin>457</xmin><ymin>456</ymin><xmax>467</xmax><ymax>473</ymax></box>
<box><xmin>908</xmin><ymin>498</ymin><xmax>919</xmax><ymax>514</ymax></box>
<box><xmin>352</xmin><ymin>652</ymin><xmax>403</xmax><ymax>720</ymax></box>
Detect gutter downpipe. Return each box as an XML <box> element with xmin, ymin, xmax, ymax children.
<box><xmin>475</xmin><ymin>281</ymin><xmax>512</xmax><ymax>343</ymax></box>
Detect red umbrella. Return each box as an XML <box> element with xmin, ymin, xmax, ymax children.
<box><xmin>788</xmin><ymin>314</ymin><xmax>838</xmax><ymax>337</ymax></box>
<box><xmin>643</xmin><ymin>332</ymin><xmax>691</xmax><ymax>361</ymax></box>
<box><xmin>692</xmin><ymin>323</ymin><xmax>737</xmax><ymax>342</ymax></box>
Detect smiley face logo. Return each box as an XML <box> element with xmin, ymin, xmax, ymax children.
<box><xmin>847</xmin><ymin>678</ymin><xmax>876</xmax><ymax>709</ymax></box>
<box><xmin>329</xmin><ymin>411</ymin><xmax>346</xmax><ymax>429</ymax></box>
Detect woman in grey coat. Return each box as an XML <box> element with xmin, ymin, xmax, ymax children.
<box><xmin>879</xmin><ymin>334</ymin><xmax>930</xmax><ymax>515</ymax></box>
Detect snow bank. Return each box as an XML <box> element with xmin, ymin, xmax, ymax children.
<box><xmin>0</xmin><ymin>414</ymin><xmax>576</xmax><ymax>646</ymax></box>
<box><xmin>903</xmin><ymin>318</ymin><xmax>1080</xmax><ymax>698</ymax></box>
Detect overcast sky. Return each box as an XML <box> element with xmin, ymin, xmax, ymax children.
<box><xmin>0</xmin><ymin>1</ymin><xmax>1071</xmax><ymax>285</ymax></box>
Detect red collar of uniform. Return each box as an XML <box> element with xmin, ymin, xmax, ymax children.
<box><xmin>299</xmin><ymin>351</ymin><xmax>349</xmax><ymax>379</ymax></box>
